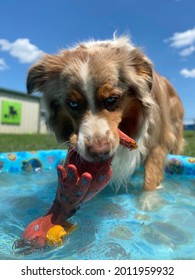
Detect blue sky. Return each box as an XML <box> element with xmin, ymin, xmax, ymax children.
<box><xmin>0</xmin><ymin>0</ymin><xmax>194</xmax><ymax>120</ymax></box>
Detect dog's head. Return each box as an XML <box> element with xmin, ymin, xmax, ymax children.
<box><xmin>27</xmin><ymin>37</ymin><xmax>153</xmax><ymax>162</ymax></box>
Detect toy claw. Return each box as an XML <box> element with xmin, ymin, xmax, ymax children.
<box><xmin>118</xmin><ymin>129</ymin><xmax>138</xmax><ymax>150</ymax></box>
<box><xmin>46</xmin><ymin>221</ymin><xmax>78</xmax><ymax>247</ymax></box>
<box><xmin>63</xmin><ymin>220</ymin><xmax>78</xmax><ymax>235</ymax></box>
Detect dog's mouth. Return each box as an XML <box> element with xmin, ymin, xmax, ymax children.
<box><xmin>75</xmin><ymin>141</ymin><xmax>117</xmax><ymax>163</ymax></box>
<box><xmin>71</xmin><ymin>129</ymin><xmax>138</xmax><ymax>163</ymax></box>
<box><xmin>84</xmin><ymin>139</ymin><xmax>117</xmax><ymax>162</ymax></box>
<box><xmin>84</xmin><ymin>149</ymin><xmax>115</xmax><ymax>163</ymax></box>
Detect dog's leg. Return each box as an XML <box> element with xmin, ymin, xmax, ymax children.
<box><xmin>143</xmin><ymin>145</ymin><xmax>167</xmax><ymax>191</ymax></box>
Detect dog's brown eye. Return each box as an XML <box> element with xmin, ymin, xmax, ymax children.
<box><xmin>105</xmin><ymin>96</ymin><xmax>119</xmax><ymax>110</ymax></box>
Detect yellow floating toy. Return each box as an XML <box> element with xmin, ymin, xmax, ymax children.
<box><xmin>46</xmin><ymin>221</ymin><xmax>78</xmax><ymax>246</ymax></box>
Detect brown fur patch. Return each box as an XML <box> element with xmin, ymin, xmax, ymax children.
<box><xmin>27</xmin><ymin>54</ymin><xmax>67</xmax><ymax>94</ymax></box>
<box><xmin>98</xmin><ymin>84</ymin><xmax>122</xmax><ymax>100</ymax></box>
<box><xmin>97</xmin><ymin>109</ymin><xmax>122</xmax><ymax>144</ymax></box>
<box><xmin>66</xmin><ymin>90</ymin><xmax>85</xmax><ymax>103</ymax></box>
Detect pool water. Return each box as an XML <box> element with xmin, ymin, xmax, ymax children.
<box><xmin>0</xmin><ymin>163</ymin><xmax>195</xmax><ymax>260</ymax></box>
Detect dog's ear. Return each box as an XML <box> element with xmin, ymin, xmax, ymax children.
<box><xmin>27</xmin><ymin>54</ymin><xmax>65</xmax><ymax>94</ymax></box>
<box><xmin>46</xmin><ymin>102</ymin><xmax>74</xmax><ymax>142</ymax></box>
<box><xmin>118</xmin><ymin>48</ymin><xmax>154</xmax><ymax>138</ymax></box>
<box><xmin>27</xmin><ymin>53</ymin><xmax>75</xmax><ymax>142</ymax></box>
<box><xmin>127</xmin><ymin>48</ymin><xmax>153</xmax><ymax>94</ymax></box>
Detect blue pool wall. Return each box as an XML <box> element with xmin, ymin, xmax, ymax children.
<box><xmin>0</xmin><ymin>150</ymin><xmax>195</xmax><ymax>177</ymax></box>
<box><xmin>0</xmin><ymin>150</ymin><xmax>67</xmax><ymax>174</ymax></box>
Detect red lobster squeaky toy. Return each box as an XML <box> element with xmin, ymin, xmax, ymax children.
<box><xmin>18</xmin><ymin>129</ymin><xmax>138</xmax><ymax>248</ymax></box>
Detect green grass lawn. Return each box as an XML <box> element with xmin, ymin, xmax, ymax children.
<box><xmin>0</xmin><ymin>133</ymin><xmax>59</xmax><ymax>153</ymax></box>
<box><xmin>183</xmin><ymin>130</ymin><xmax>195</xmax><ymax>157</ymax></box>
<box><xmin>0</xmin><ymin>131</ymin><xmax>195</xmax><ymax>156</ymax></box>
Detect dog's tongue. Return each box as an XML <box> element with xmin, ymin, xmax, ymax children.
<box><xmin>118</xmin><ymin>129</ymin><xmax>138</xmax><ymax>150</ymax></box>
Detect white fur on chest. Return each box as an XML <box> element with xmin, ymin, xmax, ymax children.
<box><xmin>110</xmin><ymin>145</ymin><xmax>142</xmax><ymax>192</ymax></box>
<box><xmin>109</xmin><ymin>119</ymin><xmax>149</xmax><ymax>192</ymax></box>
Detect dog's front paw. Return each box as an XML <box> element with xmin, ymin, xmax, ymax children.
<box><xmin>138</xmin><ymin>191</ymin><xmax>165</xmax><ymax>211</ymax></box>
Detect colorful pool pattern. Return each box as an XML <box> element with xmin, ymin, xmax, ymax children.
<box><xmin>0</xmin><ymin>150</ymin><xmax>195</xmax><ymax>176</ymax></box>
<box><xmin>0</xmin><ymin>150</ymin><xmax>195</xmax><ymax>260</ymax></box>
<box><xmin>0</xmin><ymin>150</ymin><xmax>67</xmax><ymax>173</ymax></box>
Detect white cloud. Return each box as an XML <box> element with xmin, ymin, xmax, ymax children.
<box><xmin>0</xmin><ymin>38</ymin><xmax>44</xmax><ymax>63</ymax></box>
<box><xmin>179</xmin><ymin>45</ymin><xmax>195</xmax><ymax>56</ymax></box>
<box><xmin>168</xmin><ymin>30</ymin><xmax>195</xmax><ymax>78</ymax></box>
<box><xmin>0</xmin><ymin>58</ymin><xmax>8</xmax><ymax>71</ymax></box>
<box><xmin>180</xmin><ymin>68</ymin><xmax>195</xmax><ymax>78</ymax></box>
<box><xmin>166</xmin><ymin>27</ymin><xmax>195</xmax><ymax>59</ymax></box>
<box><xmin>168</xmin><ymin>27</ymin><xmax>195</xmax><ymax>48</ymax></box>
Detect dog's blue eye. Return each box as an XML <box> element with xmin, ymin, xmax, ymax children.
<box><xmin>68</xmin><ymin>101</ymin><xmax>79</xmax><ymax>109</ymax></box>
<box><xmin>106</xmin><ymin>97</ymin><xmax>116</xmax><ymax>103</ymax></box>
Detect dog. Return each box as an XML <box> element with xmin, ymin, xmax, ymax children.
<box><xmin>27</xmin><ymin>36</ymin><xmax>184</xmax><ymax>191</ymax></box>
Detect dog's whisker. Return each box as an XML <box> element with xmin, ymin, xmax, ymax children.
<box><xmin>58</xmin><ymin>140</ymin><xmax>70</xmax><ymax>149</ymax></box>
<box><xmin>75</xmin><ymin>152</ymin><xmax>82</xmax><ymax>166</ymax></box>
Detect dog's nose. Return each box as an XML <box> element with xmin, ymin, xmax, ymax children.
<box><xmin>86</xmin><ymin>139</ymin><xmax>111</xmax><ymax>161</ymax></box>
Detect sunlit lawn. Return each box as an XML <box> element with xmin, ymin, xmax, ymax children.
<box><xmin>0</xmin><ymin>130</ymin><xmax>195</xmax><ymax>157</ymax></box>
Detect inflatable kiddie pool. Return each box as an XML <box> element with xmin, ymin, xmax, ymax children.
<box><xmin>0</xmin><ymin>150</ymin><xmax>195</xmax><ymax>260</ymax></box>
